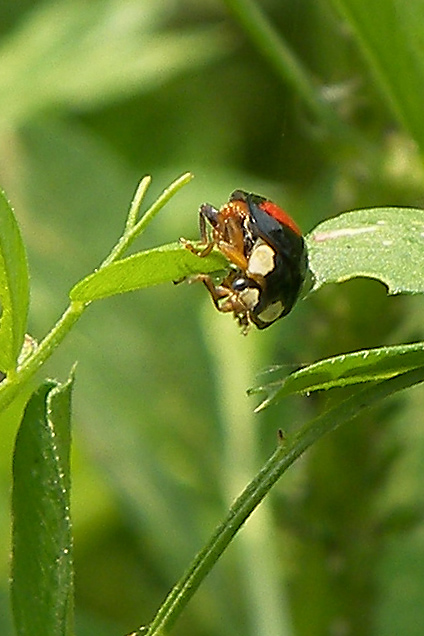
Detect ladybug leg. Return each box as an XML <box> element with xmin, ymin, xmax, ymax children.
<box><xmin>193</xmin><ymin>274</ymin><xmax>233</xmax><ymax>310</ymax></box>
<box><xmin>199</xmin><ymin>209</ymin><xmax>209</xmax><ymax>243</ymax></box>
<box><xmin>199</xmin><ymin>204</ymin><xmax>220</xmax><ymax>240</ymax></box>
<box><xmin>194</xmin><ymin>274</ymin><xmax>247</xmax><ymax>314</ymax></box>
<box><xmin>195</xmin><ymin>204</ymin><xmax>222</xmax><ymax>254</ymax></box>
<box><xmin>225</xmin><ymin>216</ymin><xmax>245</xmax><ymax>254</ymax></box>
<box><xmin>180</xmin><ymin>205</ymin><xmax>221</xmax><ymax>257</ymax></box>
<box><xmin>183</xmin><ymin>232</ymin><xmax>248</xmax><ymax>264</ymax></box>
<box><xmin>181</xmin><ymin>239</ymin><xmax>215</xmax><ymax>258</ymax></box>
<box><xmin>190</xmin><ymin>273</ymin><xmax>251</xmax><ymax>333</ymax></box>
<box><xmin>216</xmin><ymin>242</ymin><xmax>248</xmax><ymax>271</ymax></box>
<box><xmin>180</xmin><ymin>224</ymin><xmax>215</xmax><ymax>256</ymax></box>
<box><xmin>215</xmin><ymin>216</ymin><xmax>249</xmax><ymax>270</ymax></box>
<box><xmin>202</xmin><ymin>275</ymin><xmax>251</xmax><ymax>330</ymax></box>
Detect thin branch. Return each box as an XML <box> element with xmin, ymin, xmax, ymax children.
<box><xmin>136</xmin><ymin>367</ymin><xmax>424</xmax><ymax>635</ymax></box>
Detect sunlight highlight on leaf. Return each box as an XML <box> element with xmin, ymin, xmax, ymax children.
<box><xmin>306</xmin><ymin>207</ymin><xmax>424</xmax><ymax>295</ymax></box>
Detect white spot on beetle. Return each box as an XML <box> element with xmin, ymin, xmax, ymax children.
<box><xmin>247</xmin><ymin>240</ymin><xmax>275</xmax><ymax>277</ymax></box>
<box><xmin>257</xmin><ymin>301</ymin><xmax>284</xmax><ymax>323</ymax></box>
<box><xmin>239</xmin><ymin>287</ymin><xmax>260</xmax><ymax>309</ymax></box>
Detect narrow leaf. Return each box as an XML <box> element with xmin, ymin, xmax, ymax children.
<box><xmin>332</xmin><ymin>0</ymin><xmax>424</xmax><ymax>154</ymax></box>
<box><xmin>140</xmin><ymin>366</ymin><xmax>424</xmax><ymax>636</ymax></box>
<box><xmin>250</xmin><ymin>341</ymin><xmax>424</xmax><ymax>411</ymax></box>
<box><xmin>12</xmin><ymin>377</ymin><xmax>74</xmax><ymax>636</ymax></box>
<box><xmin>0</xmin><ymin>189</ymin><xmax>29</xmax><ymax>372</ymax></box>
<box><xmin>69</xmin><ymin>243</ymin><xmax>228</xmax><ymax>302</ymax></box>
<box><xmin>306</xmin><ymin>207</ymin><xmax>424</xmax><ymax>294</ymax></box>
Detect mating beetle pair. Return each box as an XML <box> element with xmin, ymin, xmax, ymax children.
<box><xmin>186</xmin><ymin>190</ymin><xmax>307</xmax><ymax>332</ymax></box>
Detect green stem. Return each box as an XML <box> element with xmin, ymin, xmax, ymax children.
<box><xmin>0</xmin><ymin>301</ymin><xmax>86</xmax><ymax>414</ymax></box>
<box><xmin>101</xmin><ymin>176</ymin><xmax>152</xmax><ymax>267</ymax></box>
<box><xmin>0</xmin><ymin>173</ymin><xmax>195</xmax><ymax>417</ymax></box>
<box><xmin>204</xmin><ymin>314</ymin><xmax>291</xmax><ymax>636</ymax></box>
<box><xmin>139</xmin><ymin>366</ymin><xmax>424</xmax><ymax>636</ymax></box>
<box><xmin>133</xmin><ymin>172</ymin><xmax>193</xmax><ymax>238</ymax></box>
<box><xmin>101</xmin><ymin>172</ymin><xmax>193</xmax><ymax>267</ymax></box>
<box><xmin>221</xmin><ymin>0</ymin><xmax>359</xmax><ymax>143</ymax></box>
<box><xmin>125</xmin><ymin>176</ymin><xmax>152</xmax><ymax>232</ymax></box>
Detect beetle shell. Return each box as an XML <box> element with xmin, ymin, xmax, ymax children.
<box><xmin>193</xmin><ymin>190</ymin><xmax>307</xmax><ymax>331</ymax></box>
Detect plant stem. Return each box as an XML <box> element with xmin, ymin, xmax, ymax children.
<box><xmin>133</xmin><ymin>172</ymin><xmax>193</xmax><ymax>238</ymax></box>
<box><xmin>0</xmin><ymin>173</ymin><xmax>195</xmax><ymax>417</ymax></box>
<box><xmin>125</xmin><ymin>176</ymin><xmax>152</xmax><ymax>232</ymax></box>
<box><xmin>101</xmin><ymin>176</ymin><xmax>152</xmax><ymax>268</ymax></box>
<box><xmin>140</xmin><ymin>366</ymin><xmax>424</xmax><ymax>636</ymax></box>
<box><xmin>0</xmin><ymin>302</ymin><xmax>86</xmax><ymax>414</ymax></box>
<box><xmin>101</xmin><ymin>172</ymin><xmax>193</xmax><ymax>268</ymax></box>
<box><xmin>221</xmin><ymin>0</ymin><xmax>360</xmax><ymax>144</ymax></box>
<box><xmin>204</xmin><ymin>313</ymin><xmax>292</xmax><ymax>636</ymax></box>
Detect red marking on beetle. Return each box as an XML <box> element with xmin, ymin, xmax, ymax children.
<box><xmin>260</xmin><ymin>201</ymin><xmax>302</xmax><ymax>236</ymax></box>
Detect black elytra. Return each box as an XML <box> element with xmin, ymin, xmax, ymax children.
<box><xmin>229</xmin><ymin>190</ymin><xmax>307</xmax><ymax>328</ymax></box>
<box><xmin>192</xmin><ymin>190</ymin><xmax>308</xmax><ymax>330</ymax></box>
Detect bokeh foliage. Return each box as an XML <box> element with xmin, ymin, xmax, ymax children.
<box><xmin>1</xmin><ymin>1</ymin><xmax>424</xmax><ymax>635</ymax></box>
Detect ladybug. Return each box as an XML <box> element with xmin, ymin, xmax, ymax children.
<box><xmin>186</xmin><ymin>190</ymin><xmax>307</xmax><ymax>331</ymax></box>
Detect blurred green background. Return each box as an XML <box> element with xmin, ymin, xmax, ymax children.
<box><xmin>1</xmin><ymin>1</ymin><xmax>424</xmax><ymax>634</ymax></box>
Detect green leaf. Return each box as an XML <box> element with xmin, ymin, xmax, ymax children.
<box><xmin>69</xmin><ymin>243</ymin><xmax>228</xmax><ymax>302</ymax></box>
<box><xmin>140</xmin><ymin>364</ymin><xmax>424</xmax><ymax>636</ymax></box>
<box><xmin>12</xmin><ymin>377</ymin><xmax>74</xmax><ymax>636</ymax></box>
<box><xmin>331</xmin><ymin>0</ymin><xmax>424</xmax><ymax>154</ymax></box>
<box><xmin>0</xmin><ymin>189</ymin><xmax>29</xmax><ymax>373</ymax></box>
<box><xmin>250</xmin><ymin>341</ymin><xmax>424</xmax><ymax>411</ymax></box>
<box><xmin>306</xmin><ymin>207</ymin><xmax>424</xmax><ymax>294</ymax></box>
